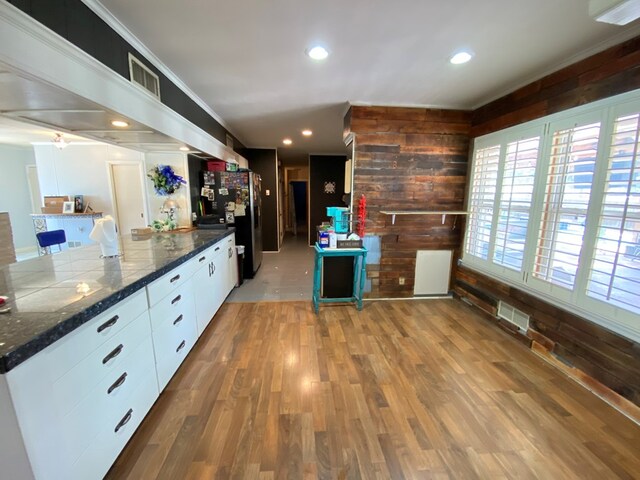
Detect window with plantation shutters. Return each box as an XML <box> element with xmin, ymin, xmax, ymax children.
<box><xmin>462</xmin><ymin>90</ymin><xmax>640</xmax><ymax>342</ymax></box>
<box><xmin>533</xmin><ymin>122</ymin><xmax>601</xmax><ymax>289</ymax></box>
<box><xmin>587</xmin><ymin>113</ymin><xmax>640</xmax><ymax>314</ymax></box>
<box><xmin>493</xmin><ymin>137</ymin><xmax>539</xmax><ymax>271</ymax></box>
<box><xmin>465</xmin><ymin>145</ymin><xmax>500</xmax><ymax>260</ymax></box>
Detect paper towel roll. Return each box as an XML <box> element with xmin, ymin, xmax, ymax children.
<box><xmin>89</xmin><ymin>215</ymin><xmax>120</xmax><ymax>257</ymax></box>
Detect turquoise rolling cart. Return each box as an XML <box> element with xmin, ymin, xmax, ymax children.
<box><xmin>312</xmin><ymin>243</ymin><xmax>367</xmax><ymax>313</ymax></box>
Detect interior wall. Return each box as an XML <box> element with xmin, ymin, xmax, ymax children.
<box><xmin>456</xmin><ymin>265</ymin><xmax>640</xmax><ymax>407</ymax></box>
<box><xmin>309</xmin><ymin>155</ymin><xmax>347</xmax><ymax>246</ymax></box>
<box><xmin>33</xmin><ymin>143</ymin><xmax>144</xmax><ymax>221</ymax></box>
<box><xmin>472</xmin><ymin>35</ymin><xmax>640</xmax><ymax>137</ymax></box>
<box><xmin>455</xmin><ymin>34</ymin><xmax>640</xmax><ymax>409</ymax></box>
<box><xmin>0</xmin><ymin>145</ymin><xmax>36</xmax><ymax>252</ymax></box>
<box><xmin>346</xmin><ymin>107</ymin><xmax>472</xmax><ymax>297</ymax></box>
<box><xmin>144</xmin><ymin>152</ymin><xmax>190</xmax><ymax>228</ymax></box>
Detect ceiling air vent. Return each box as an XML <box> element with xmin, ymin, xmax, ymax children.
<box><xmin>128</xmin><ymin>53</ymin><xmax>160</xmax><ymax>100</ymax></box>
<box><xmin>497</xmin><ymin>301</ymin><xmax>530</xmax><ymax>332</ymax></box>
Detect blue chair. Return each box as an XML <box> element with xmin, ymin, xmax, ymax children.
<box><xmin>36</xmin><ymin>230</ymin><xmax>66</xmax><ymax>254</ymax></box>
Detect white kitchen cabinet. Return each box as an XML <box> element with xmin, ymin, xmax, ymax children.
<box><xmin>4</xmin><ymin>296</ymin><xmax>157</xmax><ymax>480</ymax></box>
<box><xmin>146</xmin><ymin>259</ymin><xmax>193</xmax><ymax>307</ymax></box>
<box><xmin>148</xmin><ymin>276</ymin><xmax>197</xmax><ymax>391</ymax></box>
<box><xmin>0</xmin><ymin>234</ymin><xmax>234</xmax><ymax>480</ymax></box>
<box><xmin>192</xmin><ymin>243</ymin><xmax>227</xmax><ymax>336</ymax></box>
<box><xmin>70</xmin><ymin>366</ymin><xmax>158</xmax><ymax>480</ymax></box>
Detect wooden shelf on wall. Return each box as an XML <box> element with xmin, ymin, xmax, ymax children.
<box><xmin>380</xmin><ymin>210</ymin><xmax>468</xmax><ymax>225</ymax></box>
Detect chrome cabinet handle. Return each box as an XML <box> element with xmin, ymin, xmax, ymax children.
<box><xmin>176</xmin><ymin>340</ymin><xmax>186</xmax><ymax>353</ymax></box>
<box><xmin>97</xmin><ymin>315</ymin><xmax>119</xmax><ymax>333</ymax></box>
<box><xmin>114</xmin><ymin>408</ymin><xmax>133</xmax><ymax>433</ymax></box>
<box><xmin>102</xmin><ymin>344</ymin><xmax>124</xmax><ymax>364</ymax></box>
<box><xmin>199</xmin><ymin>255</ymin><xmax>206</xmax><ymax>262</ymax></box>
<box><xmin>170</xmin><ymin>274</ymin><xmax>180</xmax><ymax>283</ymax></box>
<box><xmin>173</xmin><ymin>314</ymin><xmax>184</xmax><ymax>326</ymax></box>
<box><xmin>107</xmin><ymin>372</ymin><xmax>127</xmax><ymax>394</ymax></box>
<box><xmin>171</xmin><ymin>294</ymin><xmax>182</xmax><ymax>305</ymax></box>
<box><xmin>215</xmin><ymin>246</ymin><xmax>220</xmax><ymax>252</ymax></box>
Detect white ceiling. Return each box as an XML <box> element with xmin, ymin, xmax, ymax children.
<box><xmin>91</xmin><ymin>1</ymin><xmax>638</xmax><ymax>152</ymax></box>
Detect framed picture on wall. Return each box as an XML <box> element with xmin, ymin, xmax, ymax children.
<box><xmin>73</xmin><ymin>195</ymin><xmax>84</xmax><ymax>213</ymax></box>
<box><xmin>62</xmin><ymin>201</ymin><xmax>75</xmax><ymax>214</ymax></box>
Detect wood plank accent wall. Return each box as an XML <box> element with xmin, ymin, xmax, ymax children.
<box><xmin>472</xmin><ymin>35</ymin><xmax>640</xmax><ymax>137</ymax></box>
<box><xmin>346</xmin><ymin>107</ymin><xmax>471</xmax><ymax>298</ymax></box>
<box><xmin>456</xmin><ymin>34</ymin><xmax>640</xmax><ymax>408</ymax></box>
<box><xmin>455</xmin><ymin>265</ymin><xmax>640</xmax><ymax>407</ymax></box>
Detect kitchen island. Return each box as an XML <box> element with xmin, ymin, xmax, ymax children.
<box><xmin>0</xmin><ymin>229</ymin><xmax>237</xmax><ymax>480</ymax></box>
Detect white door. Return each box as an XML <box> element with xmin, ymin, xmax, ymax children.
<box><xmin>110</xmin><ymin>164</ymin><xmax>146</xmax><ymax>234</ymax></box>
<box><xmin>26</xmin><ymin>165</ymin><xmax>42</xmax><ymax>214</ymax></box>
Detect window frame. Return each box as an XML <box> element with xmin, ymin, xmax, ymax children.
<box><xmin>526</xmin><ymin>110</ymin><xmax>606</xmax><ymax>303</ymax></box>
<box><xmin>463</xmin><ymin>123</ymin><xmax>545</xmax><ymax>284</ymax></box>
<box><xmin>462</xmin><ymin>89</ymin><xmax>640</xmax><ymax>343</ymax></box>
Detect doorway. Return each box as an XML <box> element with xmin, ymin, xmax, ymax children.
<box><xmin>26</xmin><ymin>165</ymin><xmax>42</xmax><ymax>214</ymax></box>
<box><xmin>109</xmin><ymin>163</ymin><xmax>147</xmax><ymax>234</ymax></box>
<box><xmin>289</xmin><ymin>181</ymin><xmax>308</xmax><ymax>237</ymax></box>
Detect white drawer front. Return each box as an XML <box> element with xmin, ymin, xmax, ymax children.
<box><xmin>146</xmin><ymin>261</ymin><xmax>192</xmax><ymax>307</ymax></box>
<box><xmin>69</xmin><ymin>367</ymin><xmax>158</xmax><ymax>480</ymax></box>
<box><xmin>190</xmin><ymin>241</ymin><xmax>225</xmax><ymax>270</ymax></box>
<box><xmin>52</xmin><ymin>310</ymin><xmax>151</xmax><ymax>416</ymax></box>
<box><xmin>30</xmin><ymin>289</ymin><xmax>148</xmax><ymax>382</ymax></box>
<box><xmin>60</xmin><ymin>336</ymin><xmax>157</xmax><ymax>466</ymax></box>
<box><xmin>148</xmin><ymin>281</ymin><xmax>195</xmax><ymax>332</ymax></box>
<box><xmin>153</xmin><ymin>313</ymin><xmax>198</xmax><ymax>391</ymax></box>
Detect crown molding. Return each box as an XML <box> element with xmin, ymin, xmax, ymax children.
<box><xmin>81</xmin><ymin>0</ymin><xmax>245</xmax><ymax>145</ymax></box>
<box><xmin>0</xmin><ymin>1</ymin><xmax>238</xmax><ymax>162</ymax></box>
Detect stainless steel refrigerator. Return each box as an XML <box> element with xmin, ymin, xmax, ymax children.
<box><xmin>201</xmin><ymin>170</ymin><xmax>262</xmax><ymax>278</ymax></box>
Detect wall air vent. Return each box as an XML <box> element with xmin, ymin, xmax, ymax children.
<box><xmin>128</xmin><ymin>53</ymin><xmax>161</xmax><ymax>100</ymax></box>
<box><xmin>497</xmin><ymin>301</ymin><xmax>530</xmax><ymax>332</ymax></box>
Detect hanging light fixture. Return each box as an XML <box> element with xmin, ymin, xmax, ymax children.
<box><xmin>53</xmin><ymin>133</ymin><xmax>69</xmax><ymax>150</ymax></box>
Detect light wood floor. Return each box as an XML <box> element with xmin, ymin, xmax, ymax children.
<box><xmin>106</xmin><ymin>300</ymin><xmax>640</xmax><ymax>479</ymax></box>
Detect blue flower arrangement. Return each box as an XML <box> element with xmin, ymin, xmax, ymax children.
<box><xmin>148</xmin><ymin>165</ymin><xmax>186</xmax><ymax>196</ymax></box>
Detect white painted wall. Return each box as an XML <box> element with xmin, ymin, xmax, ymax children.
<box><xmin>0</xmin><ymin>145</ymin><xmax>37</xmax><ymax>252</ymax></box>
<box><xmin>33</xmin><ymin>143</ymin><xmax>145</xmax><ymax>221</ymax></box>
<box><xmin>144</xmin><ymin>153</ymin><xmax>191</xmax><ymax>228</ymax></box>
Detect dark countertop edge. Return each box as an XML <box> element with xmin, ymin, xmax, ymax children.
<box><xmin>0</xmin><ymin>229</ymin><xmax>234</xmax><ymax>374</ymax></box>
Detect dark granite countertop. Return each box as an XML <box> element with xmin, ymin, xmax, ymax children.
<box><xmin>0</xmin><ymin>228</ymin><xmax>234</xmax><ymax>373</ymax></box>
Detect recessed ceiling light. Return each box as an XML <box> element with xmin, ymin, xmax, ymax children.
<box><xmin>306</xmin><ymin>46</ymin><xmax>329</xmax><ymax>60</ymax></box>
<box><xmin>450</xmin><ymin>50</ymin><xmax>473</xmax><ymax>65</ymax></box>
<box><xmin>302</xmin><ymin>129</ymin><xmax>313</xmax><ymax>137</ymax></box>
<box><xmin>111</xmin><ymin>120</ymin><xmax>129</xmax><ymax>128</ymax></box>
<box><xmin>179</xmin><ymin>146</ymin><xmax>189</xmax><ymax>151</ymax></box>
<box><xmin>283</xmin><ymin>138</ymin><xmax>293</xmax><ymax>146</ymax></box>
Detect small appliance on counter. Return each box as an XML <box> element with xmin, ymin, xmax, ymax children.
<box><xmin>89</xmin><ymin>215</ymin><xmax>119</xmax><ymax>257</ymax></box>
<box><xmin>326</xmin><ymin>206</ymin><xmax>350</xmax><ymax>233</ymax></box>
<box><xmin>196</xmin><ymin>214</ymin><xmax>227</xmax><ymax>229</ymax></box>
<box><xmin>317</xmin><ymin>207</ymin><xmax>362</xmax><ymax>249</ymax></box>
